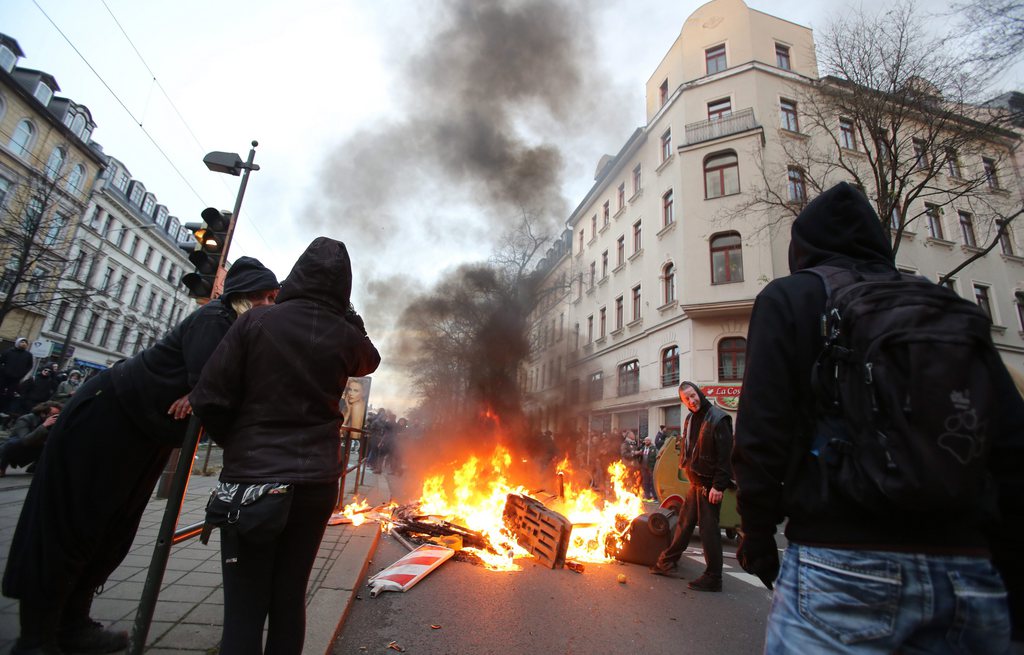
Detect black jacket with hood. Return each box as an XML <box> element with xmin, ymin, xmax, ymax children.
<box><xmin>733</xmin><ymin>183</ymin><xmax>1024</xmax><ymax>562</ymax></box>
<box><xmin>190</xmin><ymin>237</ymin><xmax>381</xmax><ymax>484</ymax></box>
<box><xmin>109</xmin><ymin>256</ymin><xmax>279</xmax><ymax>445</ymax></box>
<box><xmin>678</xmin><ymin>382</ymin><xmax>734</xmax><ymax>492</ymax></box>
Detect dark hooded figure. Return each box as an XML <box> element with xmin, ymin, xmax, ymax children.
<box><xmin>0</xmin><ymin>337</ymin><xmax>34</xmax><ymax>414</ymax></box>
<box><xmin>3</xmin><ymin>256</ymin><xmax>280</xmax><ymax>655</ymax></box>
<box><xmin>650</xmin><ymin>380</ymin><xmax>734</xmax><ymax>591</ymax></box>
<box><xmin>733</xmin><ymin>182</ymin><xmax>1024</xmax><ymax>652</ymax></box>
<box><xmin>190</xmin><ymin>237</ymin><xmax>380</xmax><ymax>655</ymax></box>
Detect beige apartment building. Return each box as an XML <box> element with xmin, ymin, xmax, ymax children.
<box><xmin>524</xmin><ymin>0</ymin><xmax>1024</xmax><ymax>437</ymax></box>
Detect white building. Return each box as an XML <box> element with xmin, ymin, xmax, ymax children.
<box><xmin>524</xmin><ymin>0</ymin><xmax>1024</xmax><ymax>438</ymax></box>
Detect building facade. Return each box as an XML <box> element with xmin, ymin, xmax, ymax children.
<box><xmin>524</xmin><ymin>0</ymin><xmax>1024</xmax><ymax>438</ymax></box>
<box><xmin>0</xmin><ymin>33</ymin><xmax>105</xmax><ymax>347</ymax></box>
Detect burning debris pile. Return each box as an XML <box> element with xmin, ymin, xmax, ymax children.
<box><xmin>340</xmin><ymin>444</ymin><xmax>648</xmax><ymax>576</ymax></box>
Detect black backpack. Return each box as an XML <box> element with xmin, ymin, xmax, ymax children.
<box><xmin>807</xmin><ymin>265</ymin><xmax>998</xmax><ymax>513</ymax></box>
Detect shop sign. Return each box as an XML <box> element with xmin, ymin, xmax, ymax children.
<box><xmin>701</xmin><ymin>383</ymin><xmax>742</xmax><ymax>410</ymax></box>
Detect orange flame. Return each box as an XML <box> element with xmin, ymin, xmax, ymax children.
<box><xmin>341</xmin><ymin>497</ymin><xmax>372</xmax><ymax>526</ymax></box>
<box><xmin>410</xmin><ymin>445</ymin><xmax>645</xmax><ymax>570</ymax></box>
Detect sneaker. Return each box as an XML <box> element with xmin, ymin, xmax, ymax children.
<box><xmin>58</xmin><ymin>620</ymin><xmax>128</xmax><ymax>654</ymax></box>
<box><xmin>687</xmin><ymin>573</ymin><xmax>722</xmax><ymax>592</ymax></box>
<box><xmin>648</xmin><ymin>562</ymin><xmax>678</xmax><ymax>577</ymax></box>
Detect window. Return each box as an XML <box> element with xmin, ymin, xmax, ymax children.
<box><xmin>780</xmin><ymin>99</ymin><xmax>799</xmax><ymax>131</ymax></box>
<box><xmin>591</xmin><ymin>214</ymin><xmax>597</xmax><ymax>239</ymax></box>
<box><xmin>601</xmin><ymin>250</ymin><xmax>608</xmax><ymax>278</ymax></box>
<box><xmin>99</xmin><ymin>320</ymin><xmax>113</xmax><ymax>348</ymax></box>
<box><xmin>100</xmin><ymin>266</ymin><xmax>114</xmax><ymax>290</ymax></box>
<box><xmin>705</xmin><ymin>44</ymin><xmax>727</xmax><ymax>74</ymax></box>
<box><xmin>913</xmin><ymin>139</ymin><xmax>929</xmax><ymax>171</ymax></box>
<box><xmin>718</xmin><ymin>337</ymin><xmax>747</xmax><ymax>381</ymax></box>
<box><xmin>974</xmin><ymin>284</ymin><xmax>992</xmax><ymax>319</ymax></box>
<box><xmin>603</xmin><ymin>201</ymin><xmax>610</xmax><ymax>225</ymax></box>
<box><xmin>9</xmin><ymin>119</ymin><xmax>34</xmax><ymax>157</ymax></box>
<box><xmin>616</xmin><ymin>236</ymin><xmax>625</xmax><ymax>266</ymax></box>
<box><xmin>775</xmin><ymin>43</ymin><xmax>791</xmax><ymax>70</ymax></box>
<box><xmin>959</xmin><ymin>211</ymin><xmax>976</xmax><ymax>247</ymax></box>
<box><xmin>1018</xmin><ymin>297</ymin><xmax>1024</xmax><ymax>332</ymax></box>
<box><xmin>659</xmin><ymin>79</ymin><xmax>669</xmax><ymax>106</ymax></box>
<box><xmin>112</xmin><ymin>223</ymin><xmax>126</xmax><ymax>248</ymax></box>
<box><xmin>945</xmin><ymin>148</ymin><xmax>962</xmax><ymax>178</ymax></box>
<box><xmin>925</xmin><ymin>204</ymin><xmax>944</xmax><ymax>239</ymax></box>
<box><xmin>983</xmin><ymin>158</ymin><xmax>1000</xmax><ymax>189</ymax></box>
<box><xmin>114</xmin><ymin>170</ymin><xmax>129</xmax><ymax>193</ymax></box>
<box><xmin>157</xmin><ymin>298</ymin><xmax>167</xmax><ymax>319</ymax></box>
<box><xmin>67</xmin><ymin>164</ymin><xmax>85</xmax><ymax>193</ymax></box>
<box><xmin>146</xmin><ymin>291</ymin><xmax>157</xmax><ymax>314</ymax></box>
<box><xmin>787</xmin><ymin>167</ymin><xmax>807</xmax><ymax>203</ymax></box>
<box><xmin>0</xmin><ymin>178</ymin><xmax>8</xmax><ymax>207</ymax></box>
<box><xmin>660</xmin><ymin>129</ymin><xmax>672</xmax><ymax>162</ymax></box>
<box><xmin>143</xmin><ymin>246</ymin><xmax>154</xmax><ymax>267</ymax></box>
<box><xmin>615</xmin><ymin>296</ymin><xmax>623</xmax><ymax>330</ymax></box>
<box><xmin>70</xmin><ymin>250</ymin><xmax>87</xmax><ymax>279</ymax></box>
<box><xmin>589</xmin><ymin>261</ymin><xmax>596</xmax><ymax>288</ymax></box>
<box><xmin>588</xmin><ymin>371</ymin><xmax>603</xmax><ymax>401</ymax></box>
<box><xmin>632</xmin><ymin>220</ymin><xmax>642</xmax><ymax>252</ymax></box>
<box><xmin>83</xmin><ymin>312</ymin><xmax>99</xmax><ymax>342</ymax></box>
<box><xmin>617</xmin><ymin>183</ymin><xmax>625</xmax><ymax>211</ymax></box>
<box><xmin>578</xmin><ymin>229</ymin><xmax>584</xmax><ymax>254</ymax></box>
<box><xmin>33</xmin><ymin>82</ymin><xmax>53</xmax><ymax>106</ymax></box>
<box><xmin>70</xmin><ymin>113</ymin><xmax>86</xmax><ymax>139</ymax></box>
<box><xmin>707</xmin><ymin>98</ymin><xmax>732</xmax><ymax>121</ymax></box>
<box><xmin>130</xmin><ymin>284</ymin><xmax>142</xmax><ymax>308</ymax></box>
<box><xmin>129</xmin><ymin>184</ymin><xmax>143</xmax><ymax>206</ymax></box>
<box><xmin>618</xmin><ymin>360</ymin><xmax>640</xmax><ymax>396</ymax></box>
<box><xmin>52</xmin><ymin>301</ymin><xmax>69</xmax><ymax>333</ymax></box>
<box><xmin>116</xmin><ymin>324</ymin><xmax>130</xmax><ymax>352</ymax></box>
<box><xmin>585</xmin><ymin>315</ymin><xmax>594</xmax><ymax>343</ymax></box>
<box><xmin>631</xmin><ymin>285</ymin><xmax>641</xmax><ymax>321</ymax></box>
<box><xmin>711</xmin><ymin>232</ymin><xmax>744</xmax><ymax>284</ymax></box>
<box><xmin>839</xmin><ymin>118</ymin><xmax>856</xmax><ymax>150</ymax></box>
<box><xmin>45</xmin><ymin>147</ymin><xmax>65</xmax><ymax>180</ymax></box>
<box><xmin>1000</xmin><ymin>221</ymin><xmax>1015</xmax><ymax>255</ymax></box>
<box><xmin>662</xmin><ymin>190</ymin><xmax>674</xmax><ymax>227</ymax></box>
<box><xmin>0</xmin><ymin>45</ymin><xmax>16</xmax><ymax>72</ymax></box>
<box><xmin>661</xmin><ymin>346</ymin><xmax>680</xmax><ymax>387</ymax></box>
<box><xmin>704</xmin><ymin>151</ymin><xmax>739</xmax><ymax>198</ymax></box>
<box><xmin>632</xmin><ymin>164</ymin><xmax>642</xmax><ymax>195</ymax></box>
<box><xmin>43</xmin><ymin>213</ymin><xmax>67</xmax><ymax>246</ymax></box>
<box><xmin>142</xmin><ymin>196</ymin><xmax>155</xmax><ymax>216</ymax></box>
<box><xmin>599</xmin><ymin>307</ymin><xmax>606</xmax><ymax>338</ymax></box>
<box><xmin>662</xmin><ymin>262</ymin><xmax>676</xmax><ymax>304</ymax></box>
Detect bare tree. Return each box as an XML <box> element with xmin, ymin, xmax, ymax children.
<box><xmin>739</xmin><ymin>1</ymin><xmax>1021</xmax><ymax>272</ymax></box>
<box><xmin>0</xmin><ymin>169</ymin><xmax>91</xmax><ymax>330</ymax></box>
<box><xmin>954</xmin><ymin>0</ymin><xmax>1024</xmax><ymax>70</ymax></box>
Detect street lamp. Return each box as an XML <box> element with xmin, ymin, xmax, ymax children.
<box><xmin>202</xmin><ymin>141</ymin><xmax>260</xmax><ymax>297</ymax></box>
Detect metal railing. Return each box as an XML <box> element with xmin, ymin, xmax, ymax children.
<box><xmin>683</xmin><ymin>108</ymin><xmax>759</xmax><ymax>147</ymax></box>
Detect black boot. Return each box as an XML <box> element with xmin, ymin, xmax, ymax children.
<box><xmin>57</xmin><ymin>620</ymin><xmax>128</xmax><ymax>654</ymax></box>
<box><xmin>687</xmin><ymin>572</ymin><xmax>722</xmax><ymax>592</ymax></box>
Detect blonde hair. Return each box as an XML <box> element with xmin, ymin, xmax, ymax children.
<box><xmin>230</xmin><ymin>296</ymin><xmax>255</xmax><ymax>315</ymax></box>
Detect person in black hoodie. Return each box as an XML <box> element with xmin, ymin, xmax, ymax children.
<box><xmin>2</xmin><ymin>256</ymin><xmax>279</xmax><ymax>655</ymax></box>
<box><xmin>0</xmin><ymin>337</ymin><xmax>34</xmax><ymax>415</ymax></box>
<box><xmin>649</xmin><ymin>381</ymin><xmax>734</xmax><ymax>591</ymax></box>
<box><xmin>733</xmin><ymin>182</ymin><xmax>1024</xmax><ymax>653</ymax></box>
<box><xmin>191</xmin><ymin>237</ymin><xmax>380</xmax><ymax>655</ymax></box>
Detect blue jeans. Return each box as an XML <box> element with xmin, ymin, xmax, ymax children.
<box><xmin>765</xmin><ymin>544</ymin><xmax>1010</xmax><ymax>654</ymax></box>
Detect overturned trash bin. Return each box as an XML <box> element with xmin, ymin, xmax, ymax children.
<box><xmin>503</xmin><ymin>493</ymin><xmax>572</xmax><ymax>569</ymax></box>
<box><xmin>368</xmin><ymin>544</ymin><xmax>455</xmax><ymax>598</ymax></box>
<box><xmin>613</xmin><ymin>507</ymin><xmax>678</xmax><ymax>567</ymax></box>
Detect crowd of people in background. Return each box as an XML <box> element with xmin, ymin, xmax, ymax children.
<box><xmin>0</xmin><ymin>338</ymin><xmax>90</xmax><ymax>476</ymax></box>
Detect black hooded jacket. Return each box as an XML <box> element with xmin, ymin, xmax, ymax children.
<box><xmin>190</xmin><ymin>237</ymin><xmax>381</xmax><ymax>484</ymax></box>
<box><xmin>733</xmin><ymin>182</ymin><xmax>1024</xmax><ymax>553</ymax></box>
<box><xmin>678</xmin><ymin>382</ymin><xmax>734</xmax><ymax>492</ymax></box>
<box><xmin>109</xmin><ymin>256</ymin><xmax>279</xmax><ymax>445</ymax></box>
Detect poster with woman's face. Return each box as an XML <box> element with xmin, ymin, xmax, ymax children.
<box><xmin>341</xmin><ymin>376</ymin><xmax>372</xmax><ymax>438</ymax></box>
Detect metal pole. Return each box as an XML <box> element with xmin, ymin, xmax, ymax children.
<box><xmin>128</xmin><ymin>415</ymin><xmax>202</xmax><ymax>655</ymax></box>
<box><xmin>211</xmin><ymin>142</ymin><xmax>258</xmax><ymax>297</ymax></box>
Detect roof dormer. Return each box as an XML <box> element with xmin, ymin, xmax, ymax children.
<box><xmin>0</xmin><ymin>34</ymin><xmax>24</xmax><ymax>73</ymax></box>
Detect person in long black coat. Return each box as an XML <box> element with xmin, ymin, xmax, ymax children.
<box><xmin>2</xmin><ymin>257</ymin><xmax>280</xmax><ymax>655</ymax></box>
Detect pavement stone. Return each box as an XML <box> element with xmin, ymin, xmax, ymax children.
<box><xmin>0</xmin><ymin>446</ymin><xmax>389</xmax><ymax>654</ymax></box>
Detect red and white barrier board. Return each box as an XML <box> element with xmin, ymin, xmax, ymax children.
<box><xmin>368</xmin><ymin>544</ymin><xmax>455</xmax><ymax>598</ymax></box>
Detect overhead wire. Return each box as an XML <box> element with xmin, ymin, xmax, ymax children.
<box><xmin>30</xmin><ymin>0</ymin><xmax>275</xmax><ymax>254</ymax></box>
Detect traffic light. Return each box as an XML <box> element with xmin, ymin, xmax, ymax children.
<box><xmin>179</xmin><ymin>207</ymin><xmax>230</xmax><ymax>300</ymax></box>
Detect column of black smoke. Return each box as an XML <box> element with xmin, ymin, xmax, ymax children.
<box><xmin>304</xmin><ymin>0</ymin><xmax>631</xmax><ymax>491</ymax></box>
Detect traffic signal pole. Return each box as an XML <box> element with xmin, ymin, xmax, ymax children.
<box><xmin>130</xmin><ymin>142</ymin><xmax>260</xmax><ymax>655</ymax></box>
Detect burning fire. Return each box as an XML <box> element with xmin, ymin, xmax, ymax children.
<box><xmin>411</xmin><ymin>445</ymin><xmax>645</xmax><ymax>571</ymax></box>
<box><xmin>340</xmin><ymin>497</ymin><xmax>372</xmax><ymax>526</ymax></box>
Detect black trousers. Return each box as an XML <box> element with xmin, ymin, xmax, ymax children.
<box><xmin>655</xmin><ymin>480</ymin><xmax>723</xmax><ymax>577</ymax></box>
<box><xmin>2</xmin><ymin>372</ymin><xmax>173</xmax><ymax>643</ymax></box>
<box><xmin>220</xmin><ymin>482</ymin><xmax>337</xmax><ymax>655</ymax></box>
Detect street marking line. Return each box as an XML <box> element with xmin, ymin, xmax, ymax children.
<box><xmin>726</xmin><ymin>571</ymin><xmax>766</xmax><ymax>588</ymax></box>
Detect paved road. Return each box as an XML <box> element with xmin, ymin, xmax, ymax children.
<box><xmin>336</xmin><ymin>472</ymin><xmax>774</xmax><ymax>655</ymax></box>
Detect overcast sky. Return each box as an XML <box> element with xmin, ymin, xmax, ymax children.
<box><xmin>3</xmin><ymin>0</ymin><xmax>1020</xmax><ymax>412</ymax></box>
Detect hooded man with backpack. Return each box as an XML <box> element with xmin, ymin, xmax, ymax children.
<box><xmin>733</xmin><ymin>182</ymin><xmax>1024</xmax><ymax>652</ymax></box>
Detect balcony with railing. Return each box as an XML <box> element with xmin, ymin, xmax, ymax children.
<box><xmin>683</xmin><ymin>108</ymin><xmax>759</xmax><ymax>147</ymax></box>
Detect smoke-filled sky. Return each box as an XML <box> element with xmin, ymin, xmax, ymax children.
<box><xmin>4</xmin><ymin>0</ymin><xmax>1019</xmax><ymax>412</ymax></box>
